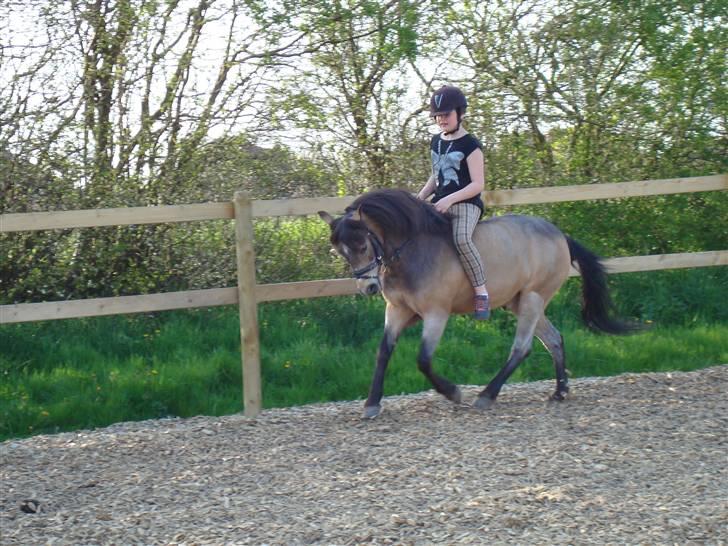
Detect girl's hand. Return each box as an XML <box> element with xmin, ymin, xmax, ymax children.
<box><xmin>434</xmin><ymin>198</ymin><xmax>452</xmax><ymax>213</ymax></box>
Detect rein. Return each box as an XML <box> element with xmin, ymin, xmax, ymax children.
<box><xmin>352</xmin><ymin>230</ymin><xmax>412</xmax><ymax>280</ymax></box>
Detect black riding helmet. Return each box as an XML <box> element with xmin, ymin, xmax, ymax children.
<box><xmin>430</xmin><ymin>85</ymin><xmax>468</xmax><ymax>135</ymax></box>
<box><xmin>429</xmin><ymin>85</ymin><xmax>468</xmax><ymax>118</ymax></box>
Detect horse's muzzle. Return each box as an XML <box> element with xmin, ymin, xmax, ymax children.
<box><xmin>357</xmin><ymin>278</ymin><xmax>381</xmax><ymax>296</ymax></box>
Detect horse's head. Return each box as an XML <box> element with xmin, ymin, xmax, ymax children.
<box><xmin>318</xmin><ymin>209</ymin><xmax>382</xmax><ymax>296</ymax></box>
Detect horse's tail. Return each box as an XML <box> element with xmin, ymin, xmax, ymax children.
<box><xmin>567</xmin><ymin>237</ymin><xmax>639</xmax><ymax>335</ymax></box>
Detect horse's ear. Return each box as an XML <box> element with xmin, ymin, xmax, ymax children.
<box><xmin>318</xmin><ymin>211</ymin><xmax>334</xmax><ymax>226</ymax></box>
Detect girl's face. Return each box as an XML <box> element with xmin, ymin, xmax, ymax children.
<box><xmin>434</xmin><ymin>110</ymin><xmax>458</xmax><ymax>133</ymax></box>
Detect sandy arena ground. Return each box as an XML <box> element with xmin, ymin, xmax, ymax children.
<box><xmin>1</xmin><ymin>365</ymin><xmax>726</xmax><ymax>545</ymax></box>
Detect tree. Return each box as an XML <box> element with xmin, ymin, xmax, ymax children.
<box><xmin>433</xmin><ymin>0</ymin><xmax>726</xmax><ymax>186</ymax></box>
<box><xmin>262</xmin><ymin>0</ymin><xmax>426</xmax><ymax>190</ymax></box>
<box><xmin>1</xmin><ymin>0</ymin><xmax>725</xmax><ymax>303</ymax></box>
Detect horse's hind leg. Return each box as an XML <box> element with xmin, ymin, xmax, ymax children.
<box><xmin>417</xmin><ymin>312</ymin><xmax>462</xmax><ymax>404</ymax></box>
<box><xmin>475</xmin><ymin>292</ymin><xmax>543</xmax><ymax>410</ymax></box>
<box><xmin>535</xmin><ymin>317</ymin><xmax>569</xmax><ymax>401</ymax></box>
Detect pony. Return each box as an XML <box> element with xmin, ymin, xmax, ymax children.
<box><xmin>319</xmin><ymin>188</ymin><xmax>636</xmax><ymax>418</ymax></box>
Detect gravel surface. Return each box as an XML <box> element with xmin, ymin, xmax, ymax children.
<box><xmin>1</xmin><ymin>366</ymin><xmax>727</xmax><ymax>545</ymax></box>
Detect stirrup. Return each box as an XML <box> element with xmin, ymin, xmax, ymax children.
<box><xmin>474</xmin><ymin>294</ymin><xmax>490</xmax><ymax>320</ymax></box>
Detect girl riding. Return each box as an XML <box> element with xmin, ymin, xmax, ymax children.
<box><xmin>416</xmin><ymin>85</ymin><xmax>490</xmax><ymax>320</ymax></box>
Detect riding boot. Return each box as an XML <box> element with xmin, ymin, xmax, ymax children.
<box><xmin>474</xmin><ymin>294</ymin><xmax>490</xmax><ymax>320</ymax></box>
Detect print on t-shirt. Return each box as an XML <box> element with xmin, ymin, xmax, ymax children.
<box><xmin>431</xmin><ymin>144</ymin><xmax>465</xmax><ymax>190</ymax></box>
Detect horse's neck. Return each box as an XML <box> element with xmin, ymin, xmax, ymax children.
<box><xmin>368</xmin><ymin>215</ymin><xmax>450</xmax><ymax>264</ymax></box>
<box><xmin>381</xmin><ymin>231</ymin><xmax>448</xmax><ymax>274</ymax></box>
<box><xmin>379</xmin><ymin>229</ymin><xmax>421</xmax><ymax>257</ymax></box>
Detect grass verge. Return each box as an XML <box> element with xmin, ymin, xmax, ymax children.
<box><xmin>1</xmin><ymin>269</ymin><xmax>726</xmax><ymax>440</ymax></box>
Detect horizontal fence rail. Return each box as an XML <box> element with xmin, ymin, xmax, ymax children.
<box><xmin>2</xmin><ymin>251</ymin><xmax>726</xmax><ymax>325</ymax></box>
<box><xmin>2</xmin><ymin>174</ymin><xmax>725</xmax><ymax>232</ymax></box>
<box><xmin>481</xmin><ymin>174</ymin><xmax>727</xmax><ymax>206</ymax></box>
<box><xmin>1</xmin><ymin>202</ymin><xmax>234</xmax><ymax>232</ymax></box>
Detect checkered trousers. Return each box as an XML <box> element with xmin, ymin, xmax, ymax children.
<box><xmin>449</xmin><ymin>202</ymin><xmax>487</xmax><ymax>287</ymax></box>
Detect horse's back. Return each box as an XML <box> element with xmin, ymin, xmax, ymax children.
<box><xmin>473</xmin><ymin>214</ymin><xmax>571</xmax><ymax>306</ymax></box>
<box><xmin>476</xmin><ymin>214</ymin><xmax>565</xmax><ymax>254</ymax></box>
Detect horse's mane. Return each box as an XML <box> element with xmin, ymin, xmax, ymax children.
<box><xmin>346</xmin><ymin>189</ymin><xmax>451</xmax><ymax>239</ymax></box>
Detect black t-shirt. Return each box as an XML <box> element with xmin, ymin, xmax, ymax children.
<box><xmin>430</xmin><ymin>133</ymin><xmax>484</xmax><ymax>212</ymax></box>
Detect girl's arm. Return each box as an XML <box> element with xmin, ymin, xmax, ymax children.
<box><xmin>417</xmin><ymin>173</ymin><xmax>437</xmax><ymax>200</ymax></box>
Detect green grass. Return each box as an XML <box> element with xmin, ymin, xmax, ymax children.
<box><xmin>1</xmin><ymin>268</ymin><xmax>726</xmax><ymax>440</ymax></box>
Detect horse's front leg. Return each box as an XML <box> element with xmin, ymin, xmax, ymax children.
<box><xmin>364</xmin><ymin>304</ymin><xmax>416</xmax><ymax>419</ymax></box>
<box><xmin>417</xmin><ymin>312</ymin><xmax>461</xmax><ymax>404</ymax></box>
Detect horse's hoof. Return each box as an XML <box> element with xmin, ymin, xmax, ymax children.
<box><xmin>474</xmin><ymin>396</ymin><xmax>496</xmax><ymax>410</ymax></box>
<box><xmin>549</xmin><ymin>390</ymin><xmax>569</xmax><ymax>402</ymax></box>
<box><xmin>363</xmin><ymin>405</ymin><xmax>381</xmax><ymax>419</ymax></box>
<box><xmin>449</xmin><ymin>386</ymin><xmax>463</xmax><ymax>404</ymax></box>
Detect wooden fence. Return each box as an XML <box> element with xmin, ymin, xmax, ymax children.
<box><xmin>1</xmin><ymin>174</ymin><xmax>727</xmax><ymax>416</ymax></box>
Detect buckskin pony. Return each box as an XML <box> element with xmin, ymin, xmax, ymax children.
<box><xmin>319</xmin><ymin>188</ymin><xmax>636</xmax><ymax>418</ymax></box>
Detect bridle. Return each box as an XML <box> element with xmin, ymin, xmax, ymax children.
<box><xmin>351</xmin><ymin>229</ymin><xmax>412</xmax><ymax>281</ymax></box>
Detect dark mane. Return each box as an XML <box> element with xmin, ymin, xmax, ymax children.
<box><xmin>346</xmin><ymin>189</ymin><xmax>451</xmax><ymax>239</ymax></box>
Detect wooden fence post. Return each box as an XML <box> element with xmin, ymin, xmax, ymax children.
<box><xmin>233</xmin><ymin>192</ymin><xmax>262</xmax><ymax>417</ymax></box>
